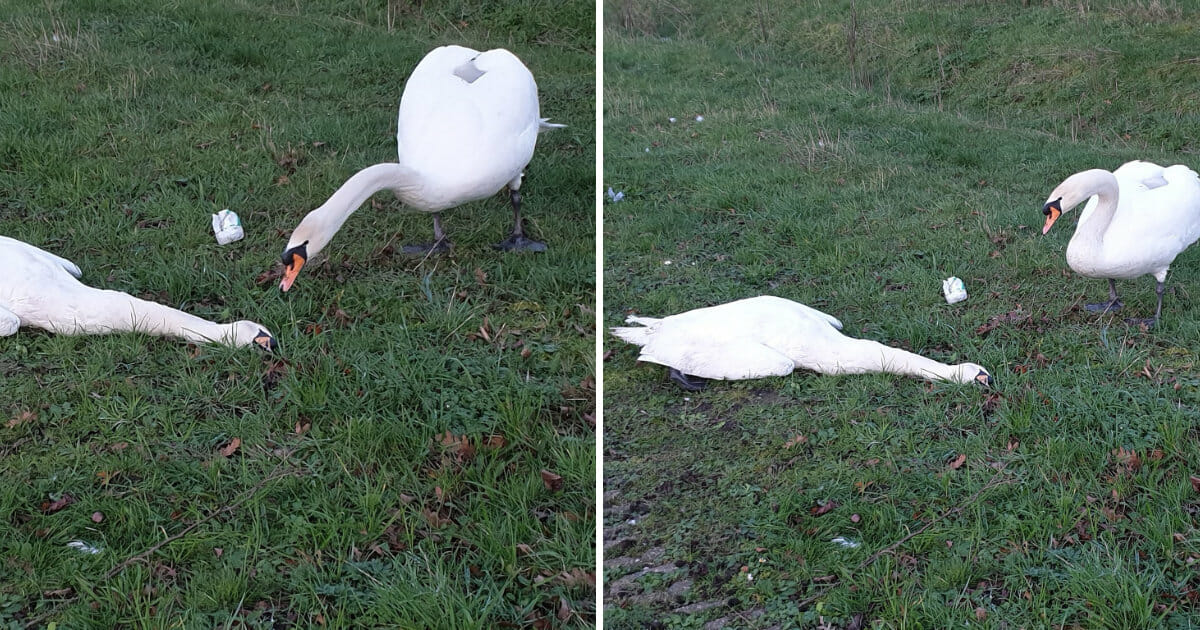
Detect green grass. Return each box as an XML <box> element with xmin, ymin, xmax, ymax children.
<box><xmin>603</xmin><ymin>1</ymin><xmax>1200</xmax><ymax>628</ymax></box>
<box><xmin>0</xmin><ymin>1</ymin><xmax>594</xmax><ymax>627</ymax></box>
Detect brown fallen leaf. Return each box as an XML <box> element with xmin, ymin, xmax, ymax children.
<box><xmin>516</xmin><ymin>543</ymin><xmax>534</xmax><ymax>556</ymax></box>
<box><xmin>1190</xmin><ymin>475</ymin><xmax>1200</xmax><ymax>493</ymax></box>
<box><xmin>6</xmin><ymin>409</ymin><xmax>36</xmax><ymax>429</ymax></box>
<box><xmin>557</xmin><ymin>595</ymin><xmax>572</xmax><ymax>621</ymax></box>
<box><xmin>255</xmin><ymin>267</ymin><xmax>283</xmax><ymax>286</ymax></box>
<box><xmin>810</xmin><ymin>500</ymin><xmax>838</xmax><ymax>516</ymax></box>
<box><xmin>948</xmin><ymin>454</ymin><xmax>967</xmax><ymax>470</ymax></box>
<box><xmin>40</xmin><ymin>494</ymin><xmax>75</xmax><ymax>514</ymax></box>
<box><xmin>540</xmin><ymin>469</ymin><xmax>564</xmax><ymax>492</ymax></box>
<box><xmin>483</xmin><ymin>434</ymin><xmax>507</xmax><ymax>449</ymax></box>
<box><xmin>784</xmin><ymin>434</ymin><xmax>808</xmax><ymax>449</ymax></box>
<box><xmin>474</xmin><ymin>267</ymin><xmax>488</xmax><ymax>286</ymax></box>
<box><xmin>294</xmin><ymin>421</ymin><xmax>311</xmax><ymax>436</ymax></box>
<box><xmin>219</xmin><ymin>438</ymin><xmax>242</xmax><ymax>457</ymax></box>
<box><xmin>975</xmin><ymin>607</ymin><xmax>987</xmax><ymax>620</ymax></box>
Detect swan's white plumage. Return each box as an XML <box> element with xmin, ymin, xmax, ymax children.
<box><xmin>0</xmin><ymin>236</ymin><xmax>274</xmax><ymax>348</ymax></box>
<box><xmin>1043</xmin><ymin>161</ymin><xmax>1200</xmax><ymax>319</ymax></box>
<box><xmin>394</xmin><ymin>46</ymin><xmax>543</xmax><ymax>210</ymax></box>
<box><xmin>280</xmin><ymin>45</ymin><xmax>560</xmax><ymax>291</ymax></box>
<box><xmin>612</xmin><ymin>296</ymin><xmax>989</xmax><ymax>384</ymax></box>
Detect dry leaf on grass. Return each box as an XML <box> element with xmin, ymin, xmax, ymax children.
<box><xmin>540</xmin><ymin>469</ymin><xmax>564</xmax><ymax>492</ymax></box>
<box><xmin>40</xmin><ymin>494</ymin><xmax>75</xmax><ymax>514</ymax></box>
<box><xmin>948</xmin><ymin>454</ymin><xmax>967</xmax><ymax>470</ymax></box>
<box><xmin>784</xmin><ymin>434</ymin><xmax>808</xmax><ymax>449</ymax></box>
<box><xmin>6</xmin><ymin>410</ymin><xmax>36</xmax><ymax>429</ymax></box>
<box><xmin>219</xmin><ymin>438</ymin><xmax>242</xmax><ymax>457</ymax></box>
<box><xmin>810</xmin><ymin>501</ymin><xmax>838</xmax><ymax>516</ymax></box>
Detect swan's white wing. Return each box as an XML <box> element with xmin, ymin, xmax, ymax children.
<box><xmin>0</xmin><ymin>235</ymin><xmax>81</xmax><ymax>278</ymax></box>
<box><xmin>396</xmin><ymin>46</ymin><xmax>540</xmax><ymax>204</ymax></box>
<box><xmin>638</xmin><ymin>340</ymin><xmax>796</xmax><ymax>380</ymax></box>
<box><xmin>1097</xmin><ymin>163</ymin><xmax>1200</xmax><ymax>275</ymax></box>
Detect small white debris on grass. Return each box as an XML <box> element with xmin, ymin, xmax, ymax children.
<box><xmin>942</xmin><ymin>276</ymin><xmax>968</xmax><ymax>304</ymax></box>
<box><xmin>695</xmin><ymin>115</ymin><xmax>704</xmax><ymax>122</ymax></box>
<box><xmin>831</xmin><ymin>536</ymin><xmax>860</xmax><ymax>548</ymax></box>
<box><xmin>67</xmin><ymin>541</ymin><xmax>102</xmax><ymax>554</ymax></box>
<box><xmin>644</xmin><ymin>147</ymin><xmax>650</xmax><ymax>153</ymax></box>
<box><xmin>746</xmin><ymin>572</ymin><xmax>753</xmax><ymax>581</ymax></box>
<box><xmin>606</xmin><ymin>187</ymin><xmax>625</xmax><ymax>203</ymax></box>
<box><xmin>212</xmin><ymin>209</ymin><xmax>244</xmax><ymax>245</ymax></box>
<box><xmin>669</xmin><ymin>117</ymin><xmax>677</xmax><ymax>123</ymax></box>
<box><xmin>627</xmin><ymin>518</ymin><xmax>637</xmax><ymax>525</ymax></box>
<box><xmin>663</xmin><ymin>260</ymin><xmax>672</xmax><ymax>265</ymax></box>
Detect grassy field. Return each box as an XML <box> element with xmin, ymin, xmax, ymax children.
<box><xmin>603</xmin><ymin>1</ymin><xmax>1200</xmax><ymax>628</ymax></box>
<box><xmin>0</xmin><ymin>1</ymin><xmax>594</xmax><ymax>627</ymax></box>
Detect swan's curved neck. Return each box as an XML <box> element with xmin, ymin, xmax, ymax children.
<box><xmin>299</xmin><ymin>163</ymin><xmax>418</xmax><ymax>255</ymax></box>
<box><xmin>831</xmin><ymin>338</ymin><xmax>966</xmax><ymax>382</ymax></box>
<box><xmin>72</xmin><ymin>289</ymin><xmax>239</xmax><ymax>344</ymax></box>
<box><xmin>1069</xmin><ymin>170</ymin><xmax>1120</xmax><ymax>253</ymax></box>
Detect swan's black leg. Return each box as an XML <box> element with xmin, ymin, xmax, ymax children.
<box><xmin>1125</xmin><ymin>280</ymin><xmax>1165</xmax><ymax>328</ymax></box>
<box><xmin>403</xmin><ymin>212</ymin><xmax>453</xmax><ymax>255</ymax></box>
<box><xmin>1085</xmin><ymin>278</ymin><xmax>1123</xmax><ymax>313</ymax></box>
<box><xmin>494</xmin><ymin>188</ymin><xmax>547</xmax><ymax>252</ymax></box>
<box><xmin>668</xmin><ymin>367</ymin><xmax>708</xmax><ymax>392</ymax></box>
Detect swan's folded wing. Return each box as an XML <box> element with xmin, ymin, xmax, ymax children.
<box><xmin>0</xmin><ymin>235</ymin><xmax>82</xmax><ymax>278</ymax></box>
<box><xmin>638</xmin><ymin>340</ymin><xmax>796</xmax><ymax>381</ymax></box>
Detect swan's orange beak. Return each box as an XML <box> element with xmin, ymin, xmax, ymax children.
<box><xmin>1041</xmin><ymin>199</ymin><xmax>1062</xmax><ymax>235</ymax></box>
<box><xmin>253</xmin><ymin>330</ymin><xmax>278</xmax><ymax>352</ymax></box>
<box><xmin>279</xmin><ymin>242</ymin><xmax>308</xmax><ymax>292</ymax></box>
<box><xmin>280</xmin><ymin>255</ymin><xmax>304</xmax><ymax>292</ymax></box>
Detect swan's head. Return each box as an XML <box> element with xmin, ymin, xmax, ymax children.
<box><xmin>1042</xmin><ymin>169</ymin><xmax>1114</xmax><ymax>234</ymax></box>
<box><xmin>953</xmin><ymin>362</ymin><xmax>993</xmax><ymax>387</ymax></box>
<box><xmin>226</xmin><ymin>321</ymin><xmax>278</xmax><ymax>351</ymax></box>
<box><xmin>279</xmin><ymin>239</ymin><xmax>309</xmax><ymax>292</ymax></box>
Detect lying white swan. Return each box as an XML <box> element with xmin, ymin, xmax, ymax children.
<box><xmin>279</xmin><ymin>45</ymin><xmax>564</xmax><ymax>292</ymax></box>
<box><xmin>611</xmin><ymin>296</ymin><xmax>991</xmax><ymax>390</ymax></box>
<box><xmin>1042</xmin><ymin>160</ymin><xmax>1200</xmax><ymax>325</ymax></box>
<box><xmin>0</xmin><ymin>236</ymin><xmax>275</xmax><ymax>349</ymax></box>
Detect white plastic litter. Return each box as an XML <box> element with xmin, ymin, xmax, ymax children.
<box><xmin>669</xmin><ymin>117</ymin><xmax>677</xmax><ymax>123</ymax></box>
<box><xmin>67</xmin><ymin>540</ymin><xmax>102</xmax><ymax>554</ymax></box>
<box><xmin>942</xmin><ymin>276</ymin><xmax>968</xmax><ymax>304</ymax></box>
<box><xmin>831</xmin><ymin>537</ymin><xmax>860</xmax><ymax>549</ymax></box>
<box><xmin>606</xmin><ymin>187</ymin><xmax>625</xmax><ymax>203</ymax></box>
<box><xmin>212</xmin><ymin>209</ymin><xmax>244</xmax><ymax>245</ymax></box>
<box><xmin>695</xmin><ymin>115</ymin><xmax>704</xmax><ymax>122</ymax></box>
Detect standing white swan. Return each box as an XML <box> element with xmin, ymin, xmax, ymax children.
<box><xmin>611</xmin><ymin>296</ymin><xmax>991</xmax><ymax>390</ymax></box>
<box><xmin>279</xmin><ymin>45</ymin><xmax>564</xmax><ymax>292</ymax></box>
<box><xmin>1042</xmin><ymin>160</ymin><xmax>1200</xmax><ymax>325</ymax></box>
<box><xmin>0</xmin><ymin>236</ymin><xmax>275</xmax><ymax>349</ymax></box>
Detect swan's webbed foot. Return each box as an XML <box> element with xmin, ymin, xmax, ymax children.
<box><xmin>1085</xmin><ymin>299</ymin><xmax>1123</xmax><ymax>313</ymax></box>
<box><xmin>668</xmin><ymin>367</ymin><xmax>708</xmax><ymax>392</ymax></box>
<box><xmin>402</xmin><ymin>239</ymin><xmax>453</xmax><ymax>256</ymax></box>
<box><xmin>493</xmin><ymin>234</ymin><xmax>547</xmax><ymax>252</ymax></box>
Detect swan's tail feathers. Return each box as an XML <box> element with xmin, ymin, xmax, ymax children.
<box><xmin>539</xmin><ymin>118</ymin><xmax>566</xmax><ymax>131</ymax></box>
<box><xmin>610</xmin><ymin>325</ymin><xmax>651</xmax><ymax>346</ymax></box>
<box><xmin>61</xmin><ymin>260</ymin><xmax>83</xmax><ymax>279</ymax></box>
<box><xmin>623</xmin><ymin>315</ymin><xmax>660</xmax><ymax>326</ymax></box>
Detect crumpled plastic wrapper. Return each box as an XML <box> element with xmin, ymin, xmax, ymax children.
<box><xmin>943</xmin><ymin>276</ymin><xmax>968</xmax><ymax>304</ymax></box>
<box><xmin>212</xmin><ymin>209</ymin><xmax>244</xmax><ymax>245</ymax></box>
